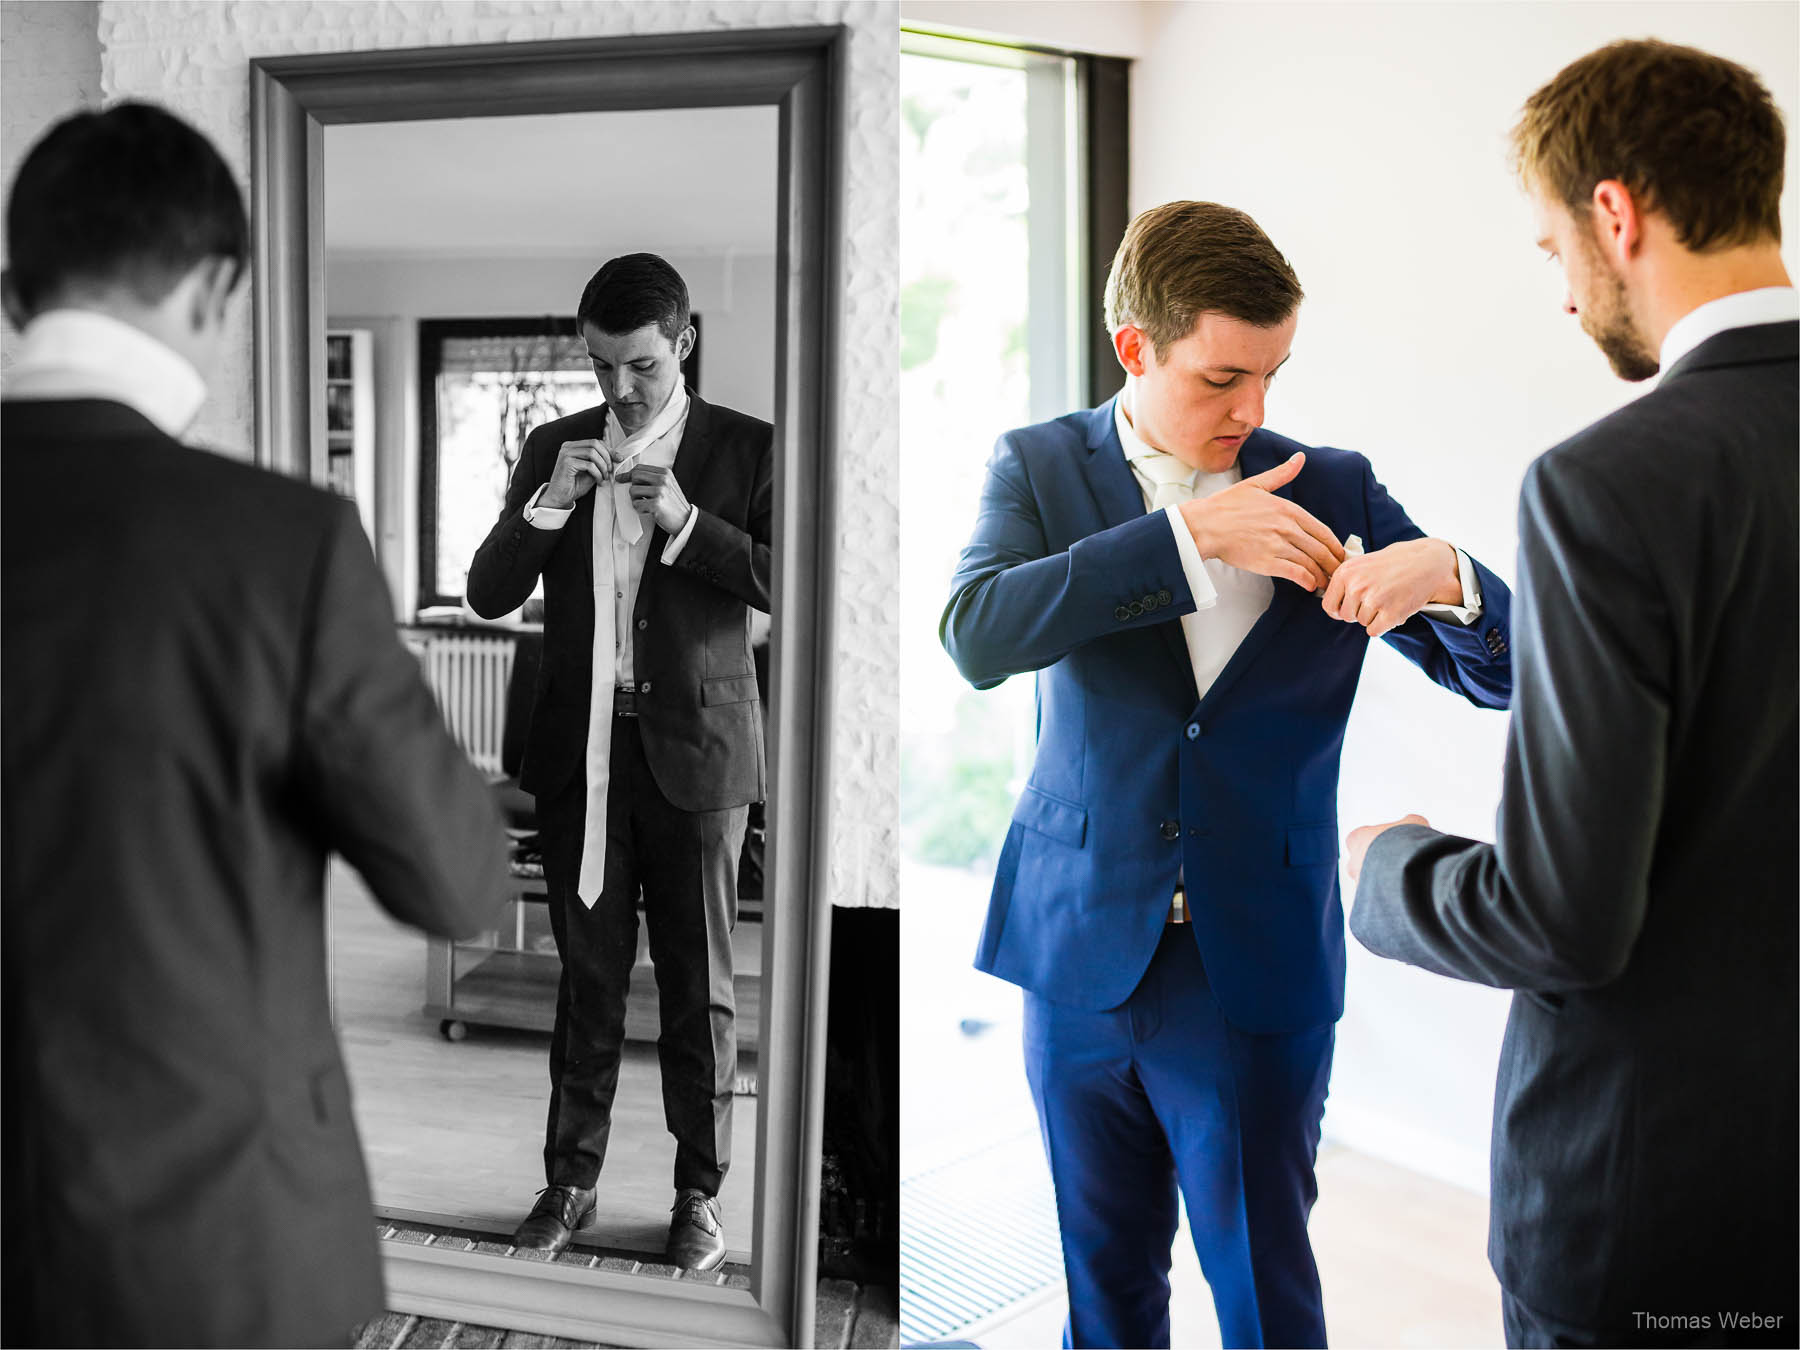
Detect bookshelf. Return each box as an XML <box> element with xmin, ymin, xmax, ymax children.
<box><xmin>325</xmin><ymin>329</ymin><xmax>376</xmax><ymax>542</ymax></box>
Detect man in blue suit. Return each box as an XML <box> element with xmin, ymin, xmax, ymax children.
<box><xmin>940</xmin><ymin>200</ymin><xmax>1514</xmax><ymax>1349</ymax></box>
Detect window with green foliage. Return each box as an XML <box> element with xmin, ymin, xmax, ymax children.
<box><xmin>900</xmin><ymin>36</ymin><xmax>1083</xmax><ymax>872</ymax></box>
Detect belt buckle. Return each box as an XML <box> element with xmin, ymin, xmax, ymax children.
<box><xmin>613</xmin><ymin>688</ymin><xmax>638</xmax><ymax>718</ymax></box>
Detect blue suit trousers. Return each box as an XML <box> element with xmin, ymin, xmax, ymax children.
<box><xmin>1024</xmin><ymin>926</ymin><xmax>1334</xmax><ymax>1349</ymax></box>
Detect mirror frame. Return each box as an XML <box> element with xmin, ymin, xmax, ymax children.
<box><xmin>250</xmin><ymin>27</ymin><xmax>844</xmax><ymax>1349</ymax></box>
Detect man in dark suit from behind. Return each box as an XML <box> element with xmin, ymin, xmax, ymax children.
<box><xmin>466</xmin><ymin>255</ymin><xmax>771</xmax><ymax>1270</ymax></box>
<box><xmin>1345</xmin><ymin>40</ymin><xmax>1797</xmax><ymax>1349</ymax></box>
<box><xmin>1</xmin><ymin>103</ymin><xmax>510</xmax><ymax>1348</ymax></box>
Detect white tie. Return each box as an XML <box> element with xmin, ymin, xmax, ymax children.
<box><xmin>1133</xmin><ymin>448</ymin><xmax>1197</xmax><ymax>510</ymax></box>
<box><xmin>574</xmin><ymin>385</ymin><xmax>690</xmax><ymax>906</ymax></box>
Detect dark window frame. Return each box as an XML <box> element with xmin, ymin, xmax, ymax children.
<box><xmin>1077</xmin><ymin>52</ymin><xmax>1130</xmax><ymax>407</ymax></box>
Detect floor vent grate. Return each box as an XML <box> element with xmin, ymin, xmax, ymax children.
<box><xmin>900</xmin><ymin>1132</ymin><xmax>1064</xmax><ymax>1345</ymax></box>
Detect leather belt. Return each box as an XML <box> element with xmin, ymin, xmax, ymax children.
<box><xmin>613</xmin><ymin>688</ymin><xmax>638</xmax><ymax>717</ymax></box>
<box><xmin>1168</xmin><ymin>886</ymin><xmax>1189</xmax><ymax>925</ymax></box>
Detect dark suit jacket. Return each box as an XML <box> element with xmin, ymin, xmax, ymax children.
<box><xmin>942</xmin><ymin>404</ymin><xmax>1513</xmax><ymax>1031</ymax></box>
<box><xmin>1</xmin><ymin>400</ymin><xmax>509</xmax><ymax>1348</ymax></box>
<box><xmin>465</xmin><ymin>393</ymin><xmax>772</xmax><ymax>814</ymax></box>
<box><xmin>1351</xmin><ymin>321</ymin><xmax>1799</xmax><ymax>1329</ymax></box>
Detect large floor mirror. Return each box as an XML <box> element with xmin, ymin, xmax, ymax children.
<box><xmin>251</xmin><ymin>29</ymin><xmax>842</xmax><ymax>1349</ymax></box>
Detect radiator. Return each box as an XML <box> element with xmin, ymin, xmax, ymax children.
<box><xmin>413</xmin><ymin>633</ymin><xmax>515</xmax><ymax>777</ymax></box>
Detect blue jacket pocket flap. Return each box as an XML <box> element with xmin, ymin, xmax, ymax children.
<box><xmin>1286</xmin><ymin>824</ymin><xmax>1339</xmax><ymax>867</ymax></box>
<box><xmin>1013</xmin><ymin>786</ymin><xmax>1087</xmax><ymax>847</ymax></box>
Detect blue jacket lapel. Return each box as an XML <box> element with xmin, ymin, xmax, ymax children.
<box><xmin>1194</xmin><ymin>429</ymin><xmax>1310</xmax><ymax>715</ymax></box>
<box><xmin>1081</xmin><ymin>398</ymin><xmax>1146</xmax><ymax>529</ymax></box>
<box><xmin>1084</xmin><ymin>398</ymin><xmax>1197</xmax><ymax>693</ymax></box>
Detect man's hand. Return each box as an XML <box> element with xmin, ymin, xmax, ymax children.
<box><xmin>1321</xmin><ymin>538</ymin><xmax>1460</xmax><ymax>638</ymax></box>
<box><xmin>539</xmin><ymin>439</ymin><xmax>612</xmax><ymax>510</ymax></box>
<box><xmin>620</xmin><ymin>463</ymin><xmax>693</xmax><ymax>535</ymax></box>
<box><xmin>1177</xmin><ymin>451</ymin><xmax>1347</xmax><ymax>592</ymax></box>
<box><xmin>1345</xmin><ymin>814</ymin><xmax>1430</xmax><ymax>881</ymax></box>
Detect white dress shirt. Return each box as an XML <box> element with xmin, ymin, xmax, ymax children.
<box><xmin>1115</xmin><ymin>392</ymin><xmax>1481</xmax><ymax>700</ymax></box>
<box><xmin>522</xmin><ymin>396</ymin><xmax>700</xmax><ymax>686</ymax></box>
<box><xmin>3</xmin><ymin>308</ymin><xmax>207</xmax><ymax>436</ymax></box>
<box><xmin>1660</xmin><ymin>285</ymin><xmax>1799</xmax><ymax>372</ymax></box>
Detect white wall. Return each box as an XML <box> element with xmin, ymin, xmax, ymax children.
<box><xmin>1132</xmin><ymin>1</ymin><xmax>1799</xmax><ymax>1191</ymax></box>
<box><xmin>327</xmin><ymin>251</ymin><xmax>777</xmax><ymax>419</ymax></box>
<box><xmin>97</xmin><ymin>0</ymin><xmax>898</xmax><ymax>910</ymax></box>
<box><xmin>902</xmin><ymin>0</ymin><xmax>1154</xmax><ymax>57</ymax></box>
<box><xmin>0</xmin><ymin>0</ymin><xmax>101</xmax><ymax>374</ymax></box>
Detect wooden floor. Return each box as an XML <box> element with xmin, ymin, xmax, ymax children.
<box><xmin>328</xmin><ymin>862</ymin><xmax>757</xmax><ymax>1264</ymax></box>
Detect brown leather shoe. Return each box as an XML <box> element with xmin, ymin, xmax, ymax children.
<box><xmin>511</xmin><ymin>1185</ymin><xmax>596</xmax><ymax>1253</ymax></box>
<box><xmin>666</xmin><ymin>1188</ymin><xmax>726</xmax><ymax>1271</ymax></box>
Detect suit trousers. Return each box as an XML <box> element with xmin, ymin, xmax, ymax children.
<box><xmin>538</xmin><ymin>714</ymin><xmax>746</xmax><ymax>1195</ymax></box>
<box><xmin>1024</xmin><ymin>924</ymin><xmax>1334</xmax><ymax>1350</ymax></box>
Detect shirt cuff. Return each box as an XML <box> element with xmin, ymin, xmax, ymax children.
<box><xmin>660</xmin><ymin>504</ymin><xmax>701</xmax><ymax>563</ymax></box>
<box><xmin>523</xmin><ymin>483</ymin><xmax>572</xmax><ymax>530</ymax></box>
<box><xmin>1162</xmin><ymin>505</ymin><xmax>1220</xmax><ymax>612</ymax></box>
<box><xmin>1419</xmin><ymin>547</ymin><xmax>1483</xmax><ymax>625</ymax></box>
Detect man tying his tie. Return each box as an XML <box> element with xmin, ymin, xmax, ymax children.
<box><xmin>941</xmin><ymin>201</ymin><xmax>1515</xmax><ymax>1348</ymax></box>
<box><xmin>468</xmin><ymin>253</ymin><xmax>772</xmax><ymax>1270</ymax></box>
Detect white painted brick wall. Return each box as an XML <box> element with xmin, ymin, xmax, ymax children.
<box><xmin>0</xmin><ymin>0</ymin><xmax>102</xmax><ymax>373</ymax></box>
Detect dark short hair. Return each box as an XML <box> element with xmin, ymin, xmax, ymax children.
<box><xmin>5</xmin><ymin>101</ymin><xmax>249</xmax><ymax>312</ymax></box>
<box><xmin>575</xmin><ymin>253</ymin><xmax>691</xmax><ymax>344</ymax></box>
<box><xmin>1512</xmin><ymin>39</ymin><xmax>1785</xmax><ymax>250</ymax></box>
<box><xmin>1104</xmin><ymin>201</ymin><xmax>1304</xmax><ymax>356</ymax></box>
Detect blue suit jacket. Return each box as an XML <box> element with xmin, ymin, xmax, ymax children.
<box><xmin>941</xmin><ymin>400</ymin><xmax>1514</xmax><ymax>1033</ymax></box>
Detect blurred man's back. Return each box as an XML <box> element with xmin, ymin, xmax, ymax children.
<box><xmin>1</xmin><ymin>103</ymin><xmax>509</xmax><ymax>1347</ymax></box>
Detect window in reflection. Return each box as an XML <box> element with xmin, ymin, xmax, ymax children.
<box><xmin>418</xmin><ymin>318</ymin><xmax>703</xmax><ymax>607</ymax></box>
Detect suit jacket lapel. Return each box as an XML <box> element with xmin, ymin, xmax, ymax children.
<box><xmin>563</xmin><ymin>402</ymin><xmax>612</xmax><ymax>588</ymax></box>
<box><xmin>633</xmin><ymin>392</ymin><xmax>714</xmax><ymax>625</ymax></box>
<box><xmin>1194</xmin><ymin>429</ymin><xmax>1309</xmax><ymax>715</ymax></box>
<box><xmin>1085</xmin><ymin>398</ymin><xmax>1196</xmax><ymax>691</ymax></box>
<box><xmin>575</xmin><ymin>489</ymin><xmax>596</xmax><ymax>585</ymax></box>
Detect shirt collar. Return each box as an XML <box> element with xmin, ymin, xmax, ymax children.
<box><xmin>3</xmin><ymin>308</ymin><xmax>208</xmax><ymax>438</ymax></box>
<box><xmin>1660</xmin><ymin>285</ymin><xmax>1799</xmax><ymax>374</ymax></box>
<box><xmin>602</xmin><ymin>381</ymin><xmax>690</xmax><ymax>461</ymax></box>
<box><xmin>1113</xmin><ymin>383</ymin><xmax>1240</xmax><ymax>488</ymax></box>
<box><xmin>1113</xmin><ymin>386</ymin><xmax>1166</xmax><ymax>467</ymax></box>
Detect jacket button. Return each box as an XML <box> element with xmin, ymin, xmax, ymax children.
<box><xmin>1128</xmin><ymin>600</ymin><xmax>1144</xmax><ymax>617</ymax></box>
<box><xmin>636</xmin><ymin>618</ymin><xmax>648</xmax><ymax>631</ymax></box>
<box><xmin>1157</xmin><ymin>589</ymin><xmax>1172</xmax><ymax>606</ymax></box>
<box><xmin>1160</xmin><ymin>819</ymin><xmax>1180</xmax><ymax>841</ymax></box>
<box><xmin>1185</xmin><ymin>722</ymin><xmax>1201</xmax><ymax>740</ymax></box>
<box><xmin>1143</xmin><ymin>593</ymin><xmax>1159</xmax><ymax>609</ymax></box>
<box><xmin>639</xmin><ymin>681</ymin><xmax>652</xmax><ymax>694</ymax></box>
<box><xmin>1114</xmin><ymin>605</ymin><xmax>1131</xmax><ymax>622</ymax></box>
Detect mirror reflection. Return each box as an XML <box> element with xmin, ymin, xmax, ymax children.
<box><xmin>320</xmin><ymin>105</ymin><xmax>778</xmax><ymax>1271</ymax></box>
